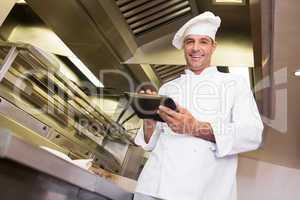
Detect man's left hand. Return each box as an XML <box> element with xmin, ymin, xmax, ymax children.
<box><xmin>157</xmin><ymin>104</ymin><xmax>215</xmax><ymax>142</ymax></box>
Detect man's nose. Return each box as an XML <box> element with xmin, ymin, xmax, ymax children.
<box><xmin>192</xmin><ymin>42</ymin><xmax>201</xmax><ymax>51</ymax></box>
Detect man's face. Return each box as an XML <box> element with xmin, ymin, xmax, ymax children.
<box><xmin>183</xmin><ymin>35</ymin><xmax>216</xmax><ymax>74</ymax></box>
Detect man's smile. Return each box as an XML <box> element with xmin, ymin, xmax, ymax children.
<box><xmin>190</xmin><ymin>54</ymin><xmax>205</xmax><ymax>61</ymax></box>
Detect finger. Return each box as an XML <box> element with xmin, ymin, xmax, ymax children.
<box><xmin>146</xmin><ymin>89</ymin><xmax>152</xmax><ymax>94</ymax></box>
<box><xmin>169</xmin><ymin>123</ymin><xmax>179</xmax><ymax>133</ymax></box>
<box><xmin>175</xmin><ymin>103</ymin><xmax>186</xmax><ymax>113</ymax></box>
<box><xmin>139</xmin><ymin>90</ymin><xmax>145</xmax><ymax>94</ymax></box>
<box><xmin>159</xmin><ymin>105</ymin><xmax>181</xmax><ymax>120</ymax></box>
<box><xmin>158</xmin><ymin>109</ymin><xmax>177</xmax><ymax>124</ymax></box>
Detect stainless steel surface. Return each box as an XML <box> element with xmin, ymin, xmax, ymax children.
<box><xmin>0</xmin><ymin>46</ymin><xmax>18</xmax><ymax>81</ymax></box>
<box><xmin>121</xmin><ymin>0</ymin><xmax>172</xmax><ymax>18</ymax></box>
<box><xmin>0</xmin><ymin>0</ymin><xmax>16</xmax><ymax>27</ymax></box>
<box><xmin>0</xmin><ymin>42</ymin><xmax>138</xmax><ymax>172</ymax></box>
<box><xmin>0</xmin><ymin>97</ymin><xmax>50</xmax><ymax>138</ymax></box>
<box><xmin>23</xmin><ymin>0</ymin><xmax>151</xmax><ymax>91</ymax></box>
<box><xmin>132</xmin><ymin>7</ymin><xmax>192</xmax><ymax>35</ymax></box>
<box><xmin>195</xmin><ymin>0</ymin><xmax>251</xmax><ymax>32</ymax></box>
<box><xmin>126</xmin><ymin>0</ymin><xmax>188</xmax><ymax>24</ymax></box>
<box><xmin>0</xmin><ymin>42</ymin><xmax>129</xmax><ymax>139</ymax></box>
<box><xmin>0</xmin><ymin>113</ymin><xmax>69</xmax><ymax>155</ymax></box>
<box><xmin>0</xmin><ymin>131</ymin><xmax>133</xmax><ymax>200</ymax></box>
<box><xmin>116</xmin><ymin>0</ymin><xmax>193</xmax><ymax>36</ymax></box>
<box><xmin>0</xmin><ymin>160</ymin><xmax>81</xmax><ymax>200</ymax></box>
<box><xmin>120</xmin><ymin>145</ymin><xmax>145</xmax><ymax>179</ymax></box>
<box><xmin>243</xmin><ymin>0</ymin><xmax>300</xmax><ymax>169</ymax></box>
<box><xmin>152</xmin><ymin>64</ymin><xmax>185</xmax><ymax>84</ymax></box>
<box><xmin>119</xmin><ymin>0</ymin><xmax>153</xmax><ymax>12</ymax></box>
<box><xmin>249</xmin><ymin>0</ymin><xmax>273</xmax><ymax>118</ymax></box>
<box><xmin>129</xmin><ymin>2</ymin><xmax>190</xmax><ymax>29</ymax></box>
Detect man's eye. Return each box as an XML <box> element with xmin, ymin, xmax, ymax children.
<box><xmin>185</xmin><ymin>40</ymin><xmax>193</xmax><ymax>44</ymax></box>
<box><xmin>201</xmin><ymin>40</ymin><xmax>210</xmax><ymax>44</ymax></box>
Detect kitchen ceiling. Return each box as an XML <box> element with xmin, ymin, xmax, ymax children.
<box><xmin>2</xmin><ymin>0</ymin><xmax>254</xmax><ymax>91</ymax></box>
<box><xmin>116</xmin><ymin>0</ymin><xmax>192</xmax><ymax>35</ymax></box>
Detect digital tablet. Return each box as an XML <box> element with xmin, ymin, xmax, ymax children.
<box><xmin>124</xmin><ymin>92</ymin><xmax>177</xmax><ymax>122</ymax></box>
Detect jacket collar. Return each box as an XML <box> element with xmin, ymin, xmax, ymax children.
<box><xmin>182</xmin><ymin>66</ymin><xmax>218</xmax><ymax>78</ymax></box>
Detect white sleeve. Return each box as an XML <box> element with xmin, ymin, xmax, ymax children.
<box><xmin>134</xmin><ymin>86</ymin><xmax>166</xmax><ymax>151</ymax></box>
<box><xmin>210</xmin><ymin>77</ymin><xmax>264</xmax><ymax>158</ymax></box>
<box><xmin>134</xmin><ymin>122</ymin><xmax>163</xmax><ymax>151</ymax></box>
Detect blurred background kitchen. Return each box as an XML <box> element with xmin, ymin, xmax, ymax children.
<box><xmin>0</xmin><ymin>0</ymin><xmax>299</xmax><ymax>199</ymax></box>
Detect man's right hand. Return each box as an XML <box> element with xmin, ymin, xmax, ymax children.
<box><xmin>139</xmin><ymin>89</ymin><xmax>157</xmax><ymax>143</ymax></box>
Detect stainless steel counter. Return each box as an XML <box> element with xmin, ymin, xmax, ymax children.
<box><xmin>0</xmin><ymin>130</ymin><xmax>133</xmax><ymax>200</ymax></box>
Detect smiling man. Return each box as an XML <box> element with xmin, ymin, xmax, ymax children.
<box><xmin>134</xmin><ymin>11</ymin><xmax>264</xmax><ymax>200</ymax></box>
<box><xmin>183</xmin><ymin>35</ymin><xmax>216</xmax><ymax>74</ymax></box>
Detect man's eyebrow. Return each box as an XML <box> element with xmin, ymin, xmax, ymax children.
<box><xmin>201</xmin><ymin>37</ymin><xmax>210</xmax><ymax>41</ymax></box>
<box><xmin>184</xmin><ymin>38</ymin><xmax>193</xmax><ymax>41</ymax></box>
<box><xmin>184</xmin><ymin>37</ymin><xmax>214</xmax><ymax>44</ymax></box>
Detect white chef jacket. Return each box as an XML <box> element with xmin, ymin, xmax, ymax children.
<box><xmin>135</xmin><ymin>66</ymin><xmax>264</xmax><ymax>200</ymax></box>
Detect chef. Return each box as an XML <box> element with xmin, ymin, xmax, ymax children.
<box><xmin>134</xmin><ymin>11</ymin><xmax>264</xmax><ymax>200</ymax></box>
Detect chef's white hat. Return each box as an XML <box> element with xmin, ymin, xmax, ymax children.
<box><xmin>172</xmin><ymin>11</ymin><xmax>221</xmax><ymax>49</ymax></box>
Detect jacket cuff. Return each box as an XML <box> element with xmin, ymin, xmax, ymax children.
<box><xmin>210</xmin><ymin>121</ymin><xmax>235</xmax><ymax>158</ymax></box>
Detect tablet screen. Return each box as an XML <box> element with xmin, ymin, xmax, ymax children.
<box><xmin>124</xmin><ymin>92</ymin><xmax>177</xmax><ymax>122</ymax></box>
